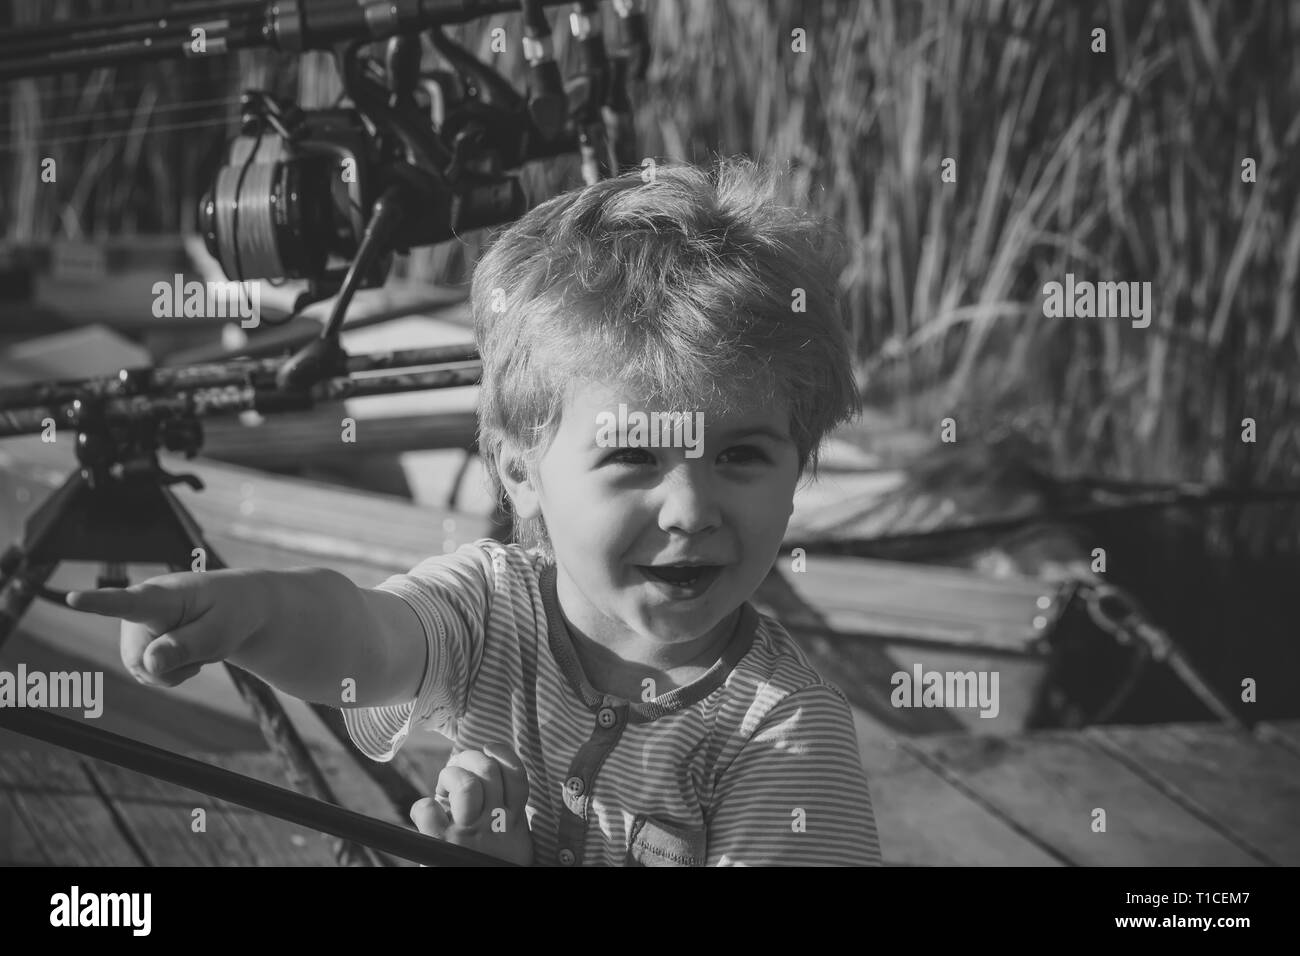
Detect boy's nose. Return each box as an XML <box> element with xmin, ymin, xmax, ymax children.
<box><xmin>656</xmin><ymin>467</ymin><xmax>722</xmax><ymax>535</ymax></box>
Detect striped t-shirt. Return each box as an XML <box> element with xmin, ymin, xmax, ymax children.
<box><xmin>343</xmin><ymin>538</ymin><xmax>882</xmax><ymax>866</ymax></box>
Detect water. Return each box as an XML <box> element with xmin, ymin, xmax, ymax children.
<box><xmin>1085</xmin><ymin>506</ymin><xmax>1300</xmax><ymax>726</ymax></box>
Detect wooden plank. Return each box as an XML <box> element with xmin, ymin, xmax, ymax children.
<box><xmin>858</xmin><ymin>734</ymin><xmax>1063</xmax><ymax>866</ymax></box>
<box><xmin>0</xmin><ymin>746</ymin><xmax>144</xmax><ymax>865</ymax></box>
<box><xmin>785</xmin><ymin>554</ymin><xmax>1059</xmax><ymax>652</ymax></box>
<box><xmin>759</xmin><ymin>566</ymin><xmax>1051</xmax><ymax>736</ymax></box>
<box><xmin>905</xmin><ymin>729</ymin><xmax>1261</xmax><ymax>866</ymax></box>
<box><xmin>55</xmin><ymin>747</ymin><xmax>391</xmax><ymax>866</ymax></box>
<box><xmin>876</xmin><ymin>649</ymin><xmax>1051</xmax><ymax>737</ymax></box>
<box><xmin>0</xmin><ymin>739</ymin><xmax>371</xmax><ymax>866</ymax></box>
<box><xmin>81</xmin><ymin>758</ymin><xmax>273</xmax><ymax>866</ymax></box>
<box><xmin>0</xmin><ymin>735</ymin><xmax>98</xmax><ymax>794</ymax></box>
<box><xmin>1087</xmin><ymin>723</ymin><xmax>1300</xmax><ymax>865</ymax></box>
<box><xmin>182</xmin><ymin>457</ymin><xmax>492</xmax><ymax>566</ymax></box>
<box><xmin>754</xmin><ymin>567</ymin><xmax>964</xmax><ymax>735</ymax></box>
<box><xmin>0</xmin><ymin>787</ymin><xmax>51</xmax><ymax>864</ymax></box>
<box><xmin>212</xmin><ymin>807</ymin><xmax>340</xmax><ymax>866</ymax></box>
<box><xmin>111</xmin><ymin>749</ymin><xmax>335</xmax><ymax>868</ymax></box>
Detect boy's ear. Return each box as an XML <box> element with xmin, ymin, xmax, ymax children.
<box><xmin>498</xmin><ymin>446</ymin><xmax>542</xmax><ymax>520</ymax></box>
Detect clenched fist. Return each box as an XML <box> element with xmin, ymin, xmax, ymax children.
<box><xmin>411</xmin><ymin>742</ymin><xmax>533</xmax><ymax>866</ymax></box>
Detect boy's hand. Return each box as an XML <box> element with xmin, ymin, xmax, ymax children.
<box><xmin>410</xmin><ymin>742</ymin><xmax>533</xmax><ymax>866</ymax></box>
<box><xmin>65</xmin><ymin>571</ymin><xmax>263</xmax><ymax>689</ymax></box>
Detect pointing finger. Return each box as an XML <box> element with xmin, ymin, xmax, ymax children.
<box><xmin>67</xmin><ymin>582</ymin><xmax>186</xmax><ymax>634</ymax></box>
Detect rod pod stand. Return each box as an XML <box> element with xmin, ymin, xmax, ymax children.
<box><xmin>0</xmin><ymin>388</ymin><xmax>421</xmax><ymax>866</ymax></box>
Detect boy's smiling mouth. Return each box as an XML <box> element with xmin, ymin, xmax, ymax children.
<box><xmin>635</xmin><ymin>563</ymin><xmax>724</xmax><ymax>599</ymax></box>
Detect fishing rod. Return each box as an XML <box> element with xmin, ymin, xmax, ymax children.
<box><xmin>0</xmin><ymin>0</ymin><xmax>644</xmax><ymax>79</ymax></box>
<box><xmin>0</xmin><ymin>345</ymin><xmax>482</xmax><ymax>422</ymax></box>
<box><xmin>0</xmin><ymin>349</ymin><xmax>484</xmax><ymax>477</ymax></box>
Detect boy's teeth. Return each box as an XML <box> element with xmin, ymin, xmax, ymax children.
<box><xmin>643</xmin><ymin>565</ymin><xmax>713</xmax><ymax>585</ymax></box>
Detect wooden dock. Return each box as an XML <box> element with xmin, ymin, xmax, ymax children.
<box><xmin>3</xmin><ymin>720</ymin><xmax>1298</xmax><ymax>866</ymax></box>
<box><xmin>2</xmin><ymin>435</ymin><xmax>1298</xmax><ymax>866</ymax></box>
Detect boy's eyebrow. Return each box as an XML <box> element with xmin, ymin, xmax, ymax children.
<box><xmin>716</xmin><ymin>424</ymin><xmax>793</xmax><ymax>443</ymax></box>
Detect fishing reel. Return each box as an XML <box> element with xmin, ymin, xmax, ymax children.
<box><xmin>5</xmin><ymin>0</ymin><xmax>649</xmax><ymax>318</ymax></box>
<box><xmin>199</xmin><ymin>93</ymin><xmax>386</xmax><ymax>286</ymax></box>
<box><xmin>169</xmin><ymin>0</ymin><xmax>644</xmax><ymax>389</ymax></box>
<box><xmin>196</xmin><ymin>37</ymin><xmax>542</xmax><ymax>303</ymax></box>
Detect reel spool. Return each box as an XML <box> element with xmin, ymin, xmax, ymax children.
<box><xmin>199</xmin><ymin>107</ymin><xmax>374</xmax><ymax>283</ymax></box>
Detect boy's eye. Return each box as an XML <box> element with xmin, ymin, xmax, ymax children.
<box><xmin>720</xmin><ymin>445</ymin><xmax>769</xmax><ymax>464</ymax></box>
<box><xmin>605</xmin><ymin>448</ymin><xmax>654</xmax><ymax>465</ymax></box>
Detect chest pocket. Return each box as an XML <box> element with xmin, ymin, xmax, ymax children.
<box><xmin>626</xmin><ymin>814</ymin><xmax>707</xmax><ymax>867</ymax></box>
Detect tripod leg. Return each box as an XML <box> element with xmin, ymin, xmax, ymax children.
<box><xmin>308</xmin><ymin>701</ymin><xmax>426</xmax><ymax>815</ymax></box>
<box><xmin>0</xmin><ymin>546</ymin><xmax>57</xmax><ymax>655</ymax></box>
<box><xmin>282</xmin><ymin>632</ymin><xmax>433</xmax><ymax>835</ymax></box>
<box><xmin>216</xmin><ymin>662</ymin><xmax>386</xmax><ymax>866</ymax></box>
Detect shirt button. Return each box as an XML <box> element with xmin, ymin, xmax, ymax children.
<box><xmin>597</xmin><ymin>707</ymin><xmax>617</xmax><ymax>729</ymax></box>
<box><xmin>558</xmin><ymin>848</ymin><xmax>577</xmax><ymax>866</ymax></box>
<box><xmin>565</xmin><ymin>775</ymin><xmax>585</xmax><ymax>796</ymax></box>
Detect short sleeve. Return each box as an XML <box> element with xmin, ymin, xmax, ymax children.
<box><xmin>705</xmin><ymin>684</ymin><xmax>883</xmax><ymax>866</ymax></box>
<box><xmin>341</xmin><ymin>540</ymin><xmax>498</xmax><ymax>761</ymax></box>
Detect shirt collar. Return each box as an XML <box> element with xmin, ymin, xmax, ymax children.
<box><xmin>539</xmin><ymin>564</ymin><xmax>758</xmax><ymax>723</ymax></box>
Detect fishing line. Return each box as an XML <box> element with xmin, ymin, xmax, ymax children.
<box><xmin>0</xmin><ymin>116</ymin><xmax>232</xmax><ymax>153</ymax></box>
<box><xmin>0</xmin><ymin>95</ymin><xmax>234</xmax><ymax>136</ymax></box>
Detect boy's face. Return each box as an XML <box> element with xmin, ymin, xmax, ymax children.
<box><xmin>504</xmin><ymin>380</ymin><xmax>801</xmax><ymax>652</ymax></box>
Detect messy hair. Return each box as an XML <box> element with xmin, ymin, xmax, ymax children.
<box><xmin>471</xmin><ymin>156</ymin><xmax>861</xmax><ymax>562</ymax></box>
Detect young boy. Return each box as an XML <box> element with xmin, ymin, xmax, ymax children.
<box><xmin>68</xmin><ymin>157</ymin><xmax>882</xmax><ymax>866</ymax></box>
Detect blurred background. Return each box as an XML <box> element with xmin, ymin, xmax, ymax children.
<box><xmin>1</xmin><ymin>0</ymin><xmax>1297</xmax><ymax>866</ymax></box>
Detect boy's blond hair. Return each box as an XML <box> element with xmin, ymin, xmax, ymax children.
<box><xmin>471</xmin><ymin>156</ymin><xmax>861</xmax><ymax>562</ymax></box>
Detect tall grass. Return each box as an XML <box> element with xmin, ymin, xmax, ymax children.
<box><xmin>3</xmin><ymin>0</ymin><xmax>1297</xmax><ymax>555</ymax></box>
<box><xmin>632</xmin><ymin>1</ymin><xmax>1300</xmax><ymax>500</ymax></box>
